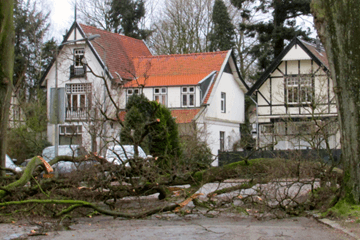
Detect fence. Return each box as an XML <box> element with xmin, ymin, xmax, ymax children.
<box><xmin>218</xmin><ymin>149</ymin><xmax>342</xmax><ymax>166</ymax></box>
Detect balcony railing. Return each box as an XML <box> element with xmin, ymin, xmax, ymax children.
<box><xmin>70</xmin><ymin>65</ymin><xmax>87</xmax><ymax>79</ymax></box>
<box><xmin>65</xmin><ymin>107</ymin><xmax>90</xmax><ymax>119</ymax></box>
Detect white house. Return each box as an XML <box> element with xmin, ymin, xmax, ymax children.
<box><xmin>247</xmin><ymin>37</ymin><xmax>340</xmax><ymax>150</ymax></box>
<box><xmin>41</xmin><ymin>21</ymin><xmax>248</xmax><ymax>166</ymax></box>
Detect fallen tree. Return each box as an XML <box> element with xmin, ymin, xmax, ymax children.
<box><xmin>0</xmin><ymin>154</ymin><xmax>339</xmax><ymax>220</ymax></box>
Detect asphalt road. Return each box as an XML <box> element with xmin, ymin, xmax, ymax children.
<box><xmin>4</xmin><ymin>215</ymin><xmax>353</xmax><ymax>240</ymax></box>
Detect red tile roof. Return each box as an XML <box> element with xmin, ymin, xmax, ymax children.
<box><xmin>124</xmin><ymin>52</ymin><xmax>228</xmax><ymax>87</ymax></box>
<box><xmin>171</xmin><ymin>109</ymin><xmax>201</xmax><ymax>124</ymax></box>
<box><xmin>118</xmin><ymin>108</ymin><xmax>201</xmax><ymax>124</ymax></box>
<box><xmin>300</xmin><ymin>40</ymin><xmax>329</xmax><ymax>68</ymax></box>
<box><xmin>80</xmin><ymin>24</ymin><xmax>152</xmax><ymax>81</ymax></box>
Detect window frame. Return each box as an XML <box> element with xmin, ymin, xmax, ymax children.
<box><xmin>181</xmin><ymin>86</ymin><xmax>195</xmax><ymax>107</ymax></box>
<box><xmin>221</xmin><ymin>92</ymin><xmax>226</xmax><ymax>113</ymax></box>
<box><xmin>74</xmin><ymin>48</ymin><xmax>85</xmax><ymax>68</ymax></box>
<box><xmin>220</xmin><ymin>131</ymin><xmax>225</xmax><ymax>151</ymax></box>
<box><xmin>154</xmin><ymin>87</ymin><xmax>167</xmax><ymax>106</ymax></box>
<box><xmin>286</xmin><ymin>75</ymin><xmax>313</xmax><ymax>105</ymax></box>
<box><xmin>65</xmin><ymin>83</ymin><xmax>92</xmax><ymax>119</ymax></box>
<box><xmin>126</xmin><ymin>88</ymin><xmax>142</xmax><ymax>101</ymax></box>
<box><xmin>59</xmin><ymin>125</ymin><xmax>83</xmax><ymax>145</ymax></box>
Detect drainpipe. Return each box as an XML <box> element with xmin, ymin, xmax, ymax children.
<box><xmin>249</xmin><ymin>95</ymin><xmax>259</xmax><ymax>149</ymax></box>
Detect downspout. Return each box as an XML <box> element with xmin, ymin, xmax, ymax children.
<box><xmin>249</xmin><ymin>94</ymin><xmax>259</xmax><ymax>149</ymax></box>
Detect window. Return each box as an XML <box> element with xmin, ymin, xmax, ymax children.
<box><xmin>70</xmin><ymin>48</ymin><xmax>86</xmax><ymax>78</ymax></box>
<box><xmin>221</xmin><ymin>92</ymin><xmax>226</xmax><ymax>113</ymax></box>
<box><xmin>220</xmin><ymin>131</ymin><xmax>225</xmax><ymax>151</ymax></box>
<box><xmin>74</xmin><ymin>49</ymin><xmax>85</xmax><ymax>68</ymax></box>
<box><xmin>154</xmin><ymin>87</ymin><xmax>167</xmax><ymax>106</ymax></box>
<box><xmin>66</xmin><ymin>83</ymin><xmax>92</xmax><ymax>119</ymax></box>
<box><xmin>286</xmin><ymin>75</ymin><xmax>312</xmax><ymax>104</ymax></box>
<box><xmin>59</xmin><ymin>125</ymin><xmax>82</xmax><ymax>145</ymax></box>
<box><xmin>126</xmin><ymin>88</ymin><xmax>141</xmax><ymax>101</ymax></box>
<box><xmin>181</xmin><ymin>86</ymin><xmax>195</xmax><ymax>107</ymax></box>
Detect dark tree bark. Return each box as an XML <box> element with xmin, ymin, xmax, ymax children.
<box><xmin>312</xmin><ymin>0</ymin><xmax>360</xmax><ymax>203</ymax></box>
<box><xmin>0</xmin><ymin>0</ymin><xmax>15</xmax><ymax>177</ymax></box>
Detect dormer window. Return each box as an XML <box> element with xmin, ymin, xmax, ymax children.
<box><xmin>70</xmin><ymin>48</ymin><xmax>86</xmax><ymax>78</ymax></box>
<box><xmin>182</xmin><ymin>86</ymin><xmax>195</xmax><ymax>107</ymax></box>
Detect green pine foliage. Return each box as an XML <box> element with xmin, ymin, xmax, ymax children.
<box><xmin>148</xmin><ymin>102</ymin><xmax>181</xmax><ymax>168</ymax></box>
<box><xmin>109</xmin><ymin>0</ymin><xmax>150</xmax><ymax>40</ymax></box>
<box><xmin>231</xmin><ymin>0</ymin><xmax>312</xmax><ymax>73</ymax></box>
<box><xmin>209</xmin><ymin>0</ymin><xmax>236</xmax><ymax>51</ymax></box>
<box><xmin>120</xmin><ymin>94</ymin><xmax>180</xmax><ymax>168</ymax></box>
<box><xmin>14</xmin><ymin>0</ymin><xmax>54</xmax><ymax>101</ymax></box>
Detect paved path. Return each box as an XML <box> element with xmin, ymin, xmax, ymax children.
<box><xmin>4</xmin><ymin>215</ymin><xmax>354</xmax><ymax>240</ymax></box>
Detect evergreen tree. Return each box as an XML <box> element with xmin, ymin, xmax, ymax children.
<box><xmin>231</xmin><ymin>0</ymin><xmax>312</xmax><ymax>73</ymax></box>
<box><xmin>13</xmin><ymin>0</ymin><xmax>53</xmax><ymax>101</ymax></box>
<box><xmin>109</xmin><ymin>0</ymin><xmax>150</xmax><ymax>39</ymax></box>
<box><xmin>209</xmin><ymin>0</ymin><xmax>236</xmax><ymax>51</ymax></box>
<box><xmin>120</xmin><ymin>94</ymin><xmax>180</xmax><ymax>169</ymax></box>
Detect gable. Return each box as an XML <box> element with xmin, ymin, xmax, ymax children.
<box><xmin>282</xmin><ymin>44</ymin><xmax>311</xmax><ymax>61</ymax></box>
<box><xmin>40</xmin><ymin>22</ymin><xmax>152</xmax><ymax>86</ymax></box>
<box><xmin>247</xmin><ymin>37</ymin><xmax>329</xmax><ymax>96</ymax></box>
<box><xmin>206</xmin><ymin>51</ymin><xmax>248</xmax><ymax>106</ymax></box>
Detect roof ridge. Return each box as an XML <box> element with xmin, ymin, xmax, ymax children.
<box><xmin>298</xmin><ymin>38</ymin><xmax>325</xmax><ymax>54</ymax></box>
<box><xmin>79</xmin><ymin>23</ymin><xmax>145</xmax><ymax>43</ymax></box>
<box><xmin>134</xmin><ymin>51</ymin><xmax>229</xmax><ymax>60</ymax></box>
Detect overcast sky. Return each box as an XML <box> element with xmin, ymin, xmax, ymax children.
<box><xmin>47</xmin><ymin>0</ymin><xmax>74</xmax><ymax>42</ymax></box>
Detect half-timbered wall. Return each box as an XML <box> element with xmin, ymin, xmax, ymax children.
<box><xmin>253</xmin><ymin>43</ymin><xmax>339</xmax><ymax>150</ymax></box>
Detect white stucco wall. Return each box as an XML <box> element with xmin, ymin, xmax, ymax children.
<box><xmin>45</xmin><ymin>30</ymin><xmax>122</xmax><ymax>153</ymax></box>
<box><xmin>198</xmin><ymin>119</ymin><xmax>240</xmax><ymax>166</ymax></box>
<box><xmin>206</xmin><ymin>72</ymin><xmax>245</xmax><ymax>123</ymax></box>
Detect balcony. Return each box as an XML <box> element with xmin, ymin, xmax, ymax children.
<box><xmin>65</xmin><ymin>107</ymin><xmax>90</xmax><ymax>120</ymax></box>
<box><xmin>70</xmin><ymin>65</ymin><xmax>87</xmax><ymax>79</ymax></box>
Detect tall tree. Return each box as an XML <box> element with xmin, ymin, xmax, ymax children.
<box><xmin>75</xmin><ymin>0</ymin><xmax>113</xmax><ymax>31</ymax></box>
<box><xmin>109</xmin><ymin>0</ymin><xmax>150</xmax><ymax>39</ymax></box>
<box><xmin>312</xmin><ymin>0</ymin><xmax>360</xmax><ymax>204</ymax></box>
<box><xmin>13</xmin><ymin>0</ymin><xmax>52</xmax><ymax>101</ymax></box>
<box><xmin>0</xmin><ymin>0</ymin><xmax>15</xmax><ymax>176</ymax></box>
<box><xmin>75</xmin><ymin>0</ymin><xmax>150</xmax><ymax>39</ymax></box>
<box><xmin>231</xmin><ymin>0</ymin><xmax>312</xmax><ymax>72</ymax></box>
<box><xmin>209</xmin><ymin>0</ymin><xmax>236</xmax><ymax>51</ymax></box>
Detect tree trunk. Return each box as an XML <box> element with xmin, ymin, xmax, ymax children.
<box><xmin>0</xmin><ymin>0</ymin><xmax>15</xmax><ymax>177</ymax></box>
<box><xmin>311</xmin><ymin>0</ymin><xmax>360</xmax><ymax>203</ymax></box>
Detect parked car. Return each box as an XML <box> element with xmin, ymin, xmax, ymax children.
<box><xmin>105</xmin><ymin>145</ymin><xmax>150</xmax><ymax>166</ymax></box>
<box><xmin>41</xmin><ymin>145</ymin><xmax>94</xmax><ymax>174</ymax></box>
<box><xmin>5</xmin><ymin>154</ymin><xmax>22</xmax><ymax>173</ymax></box>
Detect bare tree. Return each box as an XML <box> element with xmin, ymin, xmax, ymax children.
<box><xmin>73</xmin><ymin>0</ymin><xmax>112</xmax><ymax>31</ymax></box>
<box><xmin>147</xmin><ymin>0</ymin><xmax>214</xmax><ymax>54</ymax></box>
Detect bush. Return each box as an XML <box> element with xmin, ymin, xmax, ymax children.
<box><xmin>7</xmin><ymin>125</ymin><xmax>51</xmax><ymax>164</ymax></box>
